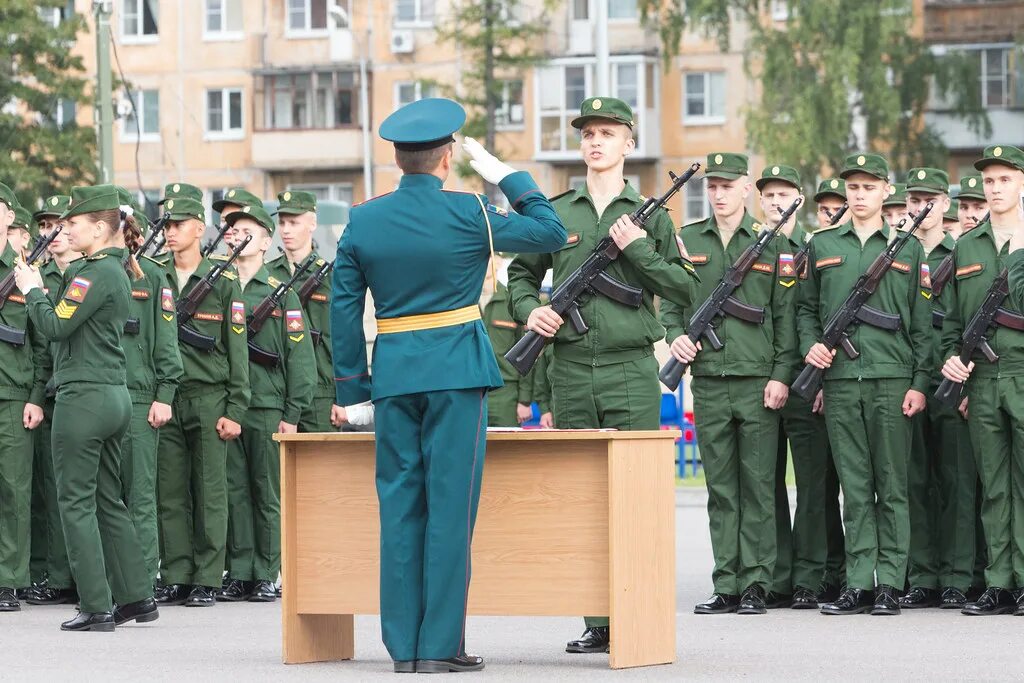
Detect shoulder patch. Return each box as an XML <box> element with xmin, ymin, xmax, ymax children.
<box><xmin>751</xmin><ymin>261</ymin><xmax>774</xmax><ymax>274</ymax></box>
<box><xmin>286</xmin><ymin>309</ymin><xmax>305</xmax><ymax>332</ymax></box>
<box><xmin>920</xmin><ymin>263</ymin><xmax>931</xmax><ymax>289</ymax></box>
<box><xmin>889</xmin><ymin>261</ymin><xmax>911</xmax><ymax>274</ymax></box>
<box><xmin>161</xmin><ymin>288</ymin><xmax>175</xmax><ymax>312</ymax></box>
<box><xmin>64</xmin><ymin>277</ymin><xmax>92</xmax><ymax>303</ymax></box>
<box><xmin>131</xmin><ymin>288</ymin><xmax>150</xmax><ymax>300</ymax></box>
<box><xmin>956</xmin><ymin>263</ymin><xmax>985</xmax><ymax>277</ymax></box>
<box><xmin>55</xmin><ymin>300</ymin><xmax>78</xmax><ymax>319</ymax></box>
<box><xmin>231</xmin><ymin>301</ymin><xmax>246</xmax><ymax>325</ymax></box>
<box><xmin>778</xmin><ymin>253</ymin><xmax>796</xmax><ymax>278</ymax></box>
<box><xmin>816</xmin><ymin>256</ymin><xmax>844</xmax><ymax>269</ymax></box>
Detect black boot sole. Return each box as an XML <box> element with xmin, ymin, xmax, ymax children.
<box><xmin>247</xmin><ymin>594</ymin><xmax>277</xmax><ymax>603</ymax></box>
<box><xmin>0</xmin><ymin>604</ymin><xmax>21</xmax><ymax>612</ymax></box>
<box><xmin>215</xmin><ymin>594</ymin><xmax>251</xmax><ymax>602</ymax></box>
<box><xmin>61</xmin><ymin>621</ymin><xmax>115</xmax><ymax>632</ymax></box>
<box><xmin>417</xmin><ymin>659</ymin><xmax>485</xmax><ymax>673</ymax></box>
<box><xmin>115</xmin><ymin>609</ymin><xmax>159</xmax><ymax>626</ymax></box>
<box><xmin>693</xmin><ymin>606</ymin><xmax>738</xmax><ymax>615</ymax></box>
<box><xmin>870</xmin><ymin>606</ymin><xmax>901</xmax><ymax>615</ymax></box>
<box><xmin>790</xmin><ymin>602</ymin><xmax>819</xmax><ymax>610</ymax></box>
<box><xmin>565</xmin><ymin>644</ymin><xmax>610</xmax><ymax>654</ymax></box>
<box><xmin>899</xmin><ymin>601</ymin><xmax>938</xmax><ymax>609</ymax></box>
<box><xmin>821</xmin><ymin>606</ymin><xmax>873</xmax><ymax>615</ymax></box>
<box><xmin>962</xmin><ymin>607</ymin><xmax>1015</xmax><ymax>615</ymax></box>
<box><xmin>736</xmin><ymin>606</ymin><xmax>767</xmax><ymax>615</ymax></box>
<box><xmin>393</xmin><ymin>661</ymin><xmax>417</xmax><ymax>673</ymax></box>
<box><xmin>939</xmin><ymin>602</ymin><xmax>967</xmax><ymax>610</ymax></box>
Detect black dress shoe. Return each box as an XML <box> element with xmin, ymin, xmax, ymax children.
<box><xmin>113</xmin><ymin>598</ymin><xmax>159</xmax><ymax>625</ymax></box>
<box><xmin>737</xmin><ymin>585</ymin><xmax>767</xmax><ymax>615</ymax></box>
<box><xmin>216</xmin><ymin>579</ymin><xmax>253</xmax><ymax>602</ymax></box>
<box><xmin>765</xmin><ymin>591</ymin><xmax>792</xmax><ymax>609</ymax></box>
<box><xmin>872</xmin><ymin>584</ymin><xmax>900</xmax><ymax>615</ymax></box>
<box><xmin>939</xmin><ymin>587</ymin><xmax>968</xmax><ymax>609</ymax></box>
<box><xmin>393</xmin><ymin>660</ymin><xmax>416</xmax><ymax>673</ymax></box>
<box><xmin>694</xmin><ymin>593</ymin><xmax>740</xmax><ymax>614</ymax></box>
<box><xmin>899</xmin><ymin>586</ymin><xmax>939</xmax><ymax>609</ymax></box>
<box><xmin>26</xmin><ymin>587</ymin><xmax>78</xmax><ymax>606</ymax></box>
<box><xmin>60</xmin><ymin>611</ymin><xmax>115</xmax><ymax>632</ymax></box>
<box><xmin>818</xmin><ymin>583</ymin><xmax>842</xmax><ymax>603</ymax></box>
<box><xmin>0</xmin><ymin>587</ymin><xmax>21</xmax><ymax>612</ymax></box>
<box><xmin>185</xmin><ymin>585</ymin><xmax>216</xmax><ymax>607</ymax></box>
<box><xmin>565</xmin><ymin>626</ymin><xmax>610</xmax><ymax>653</ymax></box>
<box><xmin>962</xmin><ymin>587</ymin><xmax>1016</xmax><ymax>615</ymax></box>
<box><xmin>417</xmin><ymin>654</ymin><xmax>485</xmax><ymax>673</ymax></box>
<box><xmin>820</xmin><ymin>587</ymin><xmax>873</xmax><ymax>615</ymax></box>
<box><xmin>1015</xmin><ymin>591</ymin><xmax>1024</xmax><ymax>616</ymax></box>
<box><xmin>791</xmin><ymin>586</ymin><xmax>819</xmax><ymax>610</ymax></box>
<box><xmin>155</xmin><ymin>584</ymin><xmax>190</xmax><ymax>605</ymax></box>
<box><xmin>248</xmin><ymin>580</ymin><xmax>277</xmax><ymax>603</ymax></box>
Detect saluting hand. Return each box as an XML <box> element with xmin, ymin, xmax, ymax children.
<box><xmin>13</xmin><ymin>260</ymin><xmax>43</xmax><ymax>295</ymax></box>
<box><xmin>23</xmin><ymin>402</ymin><xmax>43</xmax><ymax>430</ymax></box>
<box><xmin>609</xmin><ymin>215</ymin><xmax>646</xmax><ymax>250</ymax></box>
<box><xmin>902</xmin><ymin>390</ymin><xmax>927</xmax><ymax>417</ymax></box>
<box><xmin>216</xmin><ymin>416</ymin><xmax>242</xmax><ymax>440</ymax></box>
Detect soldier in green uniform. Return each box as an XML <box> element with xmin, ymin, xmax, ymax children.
<box><xmin>265</xmin><ymin>191</ymin><xmax>344</xmax><ymax>431</ymax></box>
<box><xmin>332</xmin><ymin>98</ymin><xmax>565</xmax><ymax>673</ymax></box>
<box><xmin>798</xmin><ymin>153</ymin><xmax>931</xmax><ymax>616</ymax></box>
<box><xmin>765</xmin><ymin>167</ymin><xmax>845</xmax><ymax>611</ymax></box>
<box><xmin>0</xmin><ymin>182</ymin><xmax>46</xmax><ymax>613</ymax></box>
<box><xmin>24</xmin><ymin>195</ymin><xmax>79</xmax><ymax>606</ymax></box>
<box><xmin>212</xmin><ymin>188</ymin><xmax>262</xmax><ymax>224</ymax></box>
<box><xmin>944</xmin><ymin>200</ymin><xmax>961</xmax><ymax>239</ymax></box>
<box><xmin>217</xmin><ymin>205</ymin><xmax>315</xmax><ymax>603</ymax></box>
<box><xmin>882</xmin><ymin>182</ymin><xmax>908</xmax><ymax>228</ymax></box>
<box><xmin>899</xmin><ymin>168</ymin><xmax>976</xmax><ymax>610</ymax></box>
<box><xmin>482</xmin><ymin>255</ymin><xmax>532</xmax><ymax>427</ymax></box>
<box><xmin>662</xmin><ymin>154</ymin><xmax>797</xmax><ymax>617</ymax></box>
<box><xmin>957</xmin><ymin>174</ymin><xmax>988</xmax><ymax>234</ymax></box>
<box><xmin>15</xmin><ymin>185</ymin><xmax>156</xmax><ymax>631</ymax></box>
<box><xmin>942</xmin><ymin>144</ymin><xmax>1024</xmax><ymax>615</ymax></box>
<box><xmin>9</xmin><ymin>205</ymin><xmax>36</xmax><ymax>255</ymax></box>
<box><xmin>509</xmin><ymin>97</ymin><xmax>695</xmax><ymax>650</ymax></box>
<box><xmin>155</xmin><ymin>195</ymin><xmax>250</xmax><ymax>608</ymax></box>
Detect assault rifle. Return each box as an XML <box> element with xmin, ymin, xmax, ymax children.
<box><xmin>247</xmin><ymin>254</ymin><xmax>317</xmax><ymax>367</ymax></box>
<box><xmin>201</xmin><ymin>222</ymin><xmax>230</xmax><ymax>257</ymax></box>
<box><xmin>928</xmin><ymin>253</ymin><xmax>956</xmax><ymax>330</ymax></box>
<box><xmin>505</xmin><ymin>163</ymin><xmax>702</xmax><ymax>376</ymax></box>
<box><xmin>792</xmin><ymin>203</ymin><xmax>848</xmax><ymax>278</ymax></box>
<box><xmin>176</xmin><ymin>235</ymin><xmax>252</xmax><ymax>350</ymax></box>
<box><xmin>658</xmin><ymin>197</ymin><xmax>803</xmax><ymax>391</ymax></box>
<box><xmin>298</xmin><ymin>257</ymin><xmax>334</xmax><ymax>346</ymax></box>
<box><xmin>790</xmin><ymin>202</ymin><xmax>934</xmax><ymax>401</ymax></box>
<box><xmin>0</xmin><ymin>226</ymin><xmax>64</xmax><ymax>346</ymax></box>
<box><xmin>123</xmin><ymin>213</ymin><xmax>172</xmax><ymax>336</ymax></box>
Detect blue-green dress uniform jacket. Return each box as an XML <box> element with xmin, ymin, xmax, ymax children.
<box><xmin>330</xmin><ymin>170</ymin><xmax>565</xmax><ymax>662</ymax></box>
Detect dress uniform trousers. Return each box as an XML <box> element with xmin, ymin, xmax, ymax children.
<box><xmin>691</xmin><ymin>375</ymin><xmax>779</xmax><ymax>595</ymax></box>
<box><xmin>773</xmin><ymin>394</ymin><xmax>845</xmax><ymax>594</ymax></box>
<box><xmin>551</xmin><ymin>353</ymin><xmax>661</xmax><ymax>627</ymax></box>
<box><xmin>52</xmin><ymin>383</ymin><xmax>150</xmax><ymax>613</ymax></box>
<box><xmin>823</xmin><ymin>378</ymin><xmax>911</xmax><ymax>590</ymax></box>
<box><xmin>30</xmin><ymin>398</ymin><xmax>72</xmax><ymax>589</ymax></box>
<box><xmin>157</xmin><ymin>389</ymin><xmax>230</xmax><ymax>588</ymax></box>
<box><xmin>0</xmin><ymin>399</ymin><xmax>33</xmax><ymax>590</ymax></box>
<box><xmin>374</xmin><ymin>388</ymin><xmax>487</xmax><ymax>662</ymax></box>
<box><xmin>966</xmin><ymin>376</ymin><xmax>1024</xmax><ymax>589</ymax></box>
<box><xmin>487</xmin><ymin>381</ymin><xmax>520</xmax><ymax>427</ymax></box>
<box><xmin>120</xmin><ymin>400</ymin><xmax>161</xmax><ymax>583</ymax></box>
<box><xmin>226</xmin><ymin>407</ymin><xmax>283</xmax><ymax>582</ymax></box>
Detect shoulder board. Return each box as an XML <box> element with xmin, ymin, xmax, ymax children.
<box><xmin>812</xmin><ymin>224</ymin><xmax>841</xmax><ymax>233</ymax></box>
<box><xmin>221</xmin><ymin>270</ymin><xmax>237</xmax><ymax>281</ymax></box>
<box><xmin>353</xmin><ymin>191</ymin><xmax>393</xmax><ymax>207</ymax></box>
<box><xmin>209</xmin><ymin>254</ymin><xmax>230</xmax><ymax>262</ymax></box>
<box><xmin>681</xmin><ymin>219</ymin><xmax>705</xmax><ymax>231</ymax></box>
<box><xmin>548</xmin><ymin>189</ymin><xmax>574</xmax><ymax>202</ymax></box>
<box><xmin>141</xmin><ymin>254</ymin><xmax>163</xmax><ymax>266</ymax></box>
<box><xmin>268</xmin><ymin>276</ymin><xmax>281</xmax><ymax>287</ymax></box>
<box><xmin>86</xmin><ymin>253</ymin><xmax>107</xmax><ymax>261</ymax></box>
<box><xmin>439</xmin><ymin>188</ymin><xmax>478</xmax><ymax>196</ymax></box>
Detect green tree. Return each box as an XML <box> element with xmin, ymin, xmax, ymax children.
<box><xmin>435</xmin><ymin>0</ymin><xmax>555</xmax><ymax>198</ymax></box>
<box><xmin>0</xmin><ymin>0</ymin><xmax>96</xmax><ymax>208</ymax></box>
<box><xmin>637</xmin><ymin>0</ymin><xmax>990</xmax><ymax>185</ymax></box>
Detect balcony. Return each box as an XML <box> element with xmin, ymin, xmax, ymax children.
<box><xmin>925</xmin><ymin>108</ymin><xmax>1024</xmax><ymax>151</ymax></box>
<box><xmin>251</xmin><ymin>128</ymin><xmax>364</xmax><ymax>170</ymax></box>
<box><xmin>924</xmin><ymin>1</ymin><xmax>1024</xmax><ymax>43</ymax></box>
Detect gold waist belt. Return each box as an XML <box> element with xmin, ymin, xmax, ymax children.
<box><xmin>376</xmin><ymin>305</ymin><xmax>481</xmax><ymax>334</ymax></box>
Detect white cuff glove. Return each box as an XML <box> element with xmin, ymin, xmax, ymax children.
<box><xmin>345</xmin><ymin>401</ymin><xmax>375</xmax><ymax>427</ymax></box>
<box><xmin>462</xmin><ymin>137</ymin><xmax>516</xmax><ymax>185</ymax></box>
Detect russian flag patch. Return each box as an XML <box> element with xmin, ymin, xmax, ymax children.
<box><xmin>231</xmin><ymin>301</ymin><xmax>245</xmax><ymax>324</ymax></box>
<box><xmin>64</xmin><ymin>277</ymin><xmax>91</xmax><ymax>303</ymax></box>
<box><xmin>286</xmin><ymin>309</ymin><xmax>305</xmax><ymax>332</ymax></box>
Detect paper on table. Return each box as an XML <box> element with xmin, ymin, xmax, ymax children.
<box><xmin>485</xmin><ymin>427</ymin><xmax>618</xmax><ymax>432</ymax></box>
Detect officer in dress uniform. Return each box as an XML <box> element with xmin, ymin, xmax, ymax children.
<box><xmin>331</xmin><ymin>98</ymin><xmax>566</xmax><ymax>673</ymax></box>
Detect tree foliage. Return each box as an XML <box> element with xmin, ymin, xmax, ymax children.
<box><xmin>637</xmin><ymin>0</ymin><xmax>990</xmax><ymax>185</ymax></box>
<box><xmin>0</xmin><ymin>0</ymin><xmax>96</xmax><ymax>208</ymax></box>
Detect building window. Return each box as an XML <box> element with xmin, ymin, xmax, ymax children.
<box><xmin>287</xmin><ymin>0</ymin><xmax>328</xmax><ymax>34</ymax></box>
<box><xmin>683</xmin><ymin>71</ymin><xmax>726</xmax><ymax>125</ymax></box>
<box><xmin>979</xmin><ymin>47</ymin><xmax>1020</xmax><ymax>108</ymax></box>
<box><xmin>495</xmin><ymin>80</ymin><xmax>525</xmax><ymax>129</ymax></box>
<box><xmin>571</xmin><ymin>0</ymin><xmax>588</xmax><ymax>20</ymax></box>
<box><xmin>39</xmin><ymin>2</ymin><xmax>75</xmax><ymax>27</ymax></box>
<box><xmin>205</xmin><ymin>0</ymin><xmax>243</xmax><ymax>37</ymax></box>
<box><xmin>608</xmin><ymin>0</ymin><xmax>639</xmax><ymax>20</ymax></box>
<box><xmin>47</xmin><ymin>99</ymin><xmax>77</xmax><ymax>129</ymax></box>
<box><xmin>120</xmin><ymin>89</ymin><xmax>160</xmax><ymax>141</ymax></box>
<box><xmin>395</xmin><ymin>0</ymin><xmax>435</xmax><ymax>25</ymax></box>
<box><xmin>394</xmin><ymin>81</ymin><xmax>438</xmax><ymax>111</ymax></box>
<box><xmin>258</xmin><ymin>70</ymin><xmax>359</xmax><ymax>130</ymax></box>
<box><xmin>614</xmin><ymin>63</ymin><xmax>639</xmax><ymax>109</ymax></box>
<box><xmin>290</xmin><ymin>183</ymin><xmax>354</xmax><ymax>207</ymax></box>
<box><xmin>206</xmin><ymin>88</ymin><xmax>244</xmax><ymax>138</ymax></box>
<box><xmin>121</xmin><ymin>0</ymin><xmax>159</xmax><ymax>39</ymax></box>
<box><xmin>137</xmin><ymin>189</ymin><xmax>161</xmax><ymax>223</ymax></box>
<box><xmin>685</xmin><ymin>176</ymin><xmax>709</xmax><ymax>223</ymax></box>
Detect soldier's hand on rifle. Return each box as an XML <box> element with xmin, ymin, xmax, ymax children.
<box><xmin>902</xmin><ymin>390</ymin><xmax>927</xmax><ymax>417</ymax></box>
<box><xmin>812</xmin><ymin>390</ymin><xmax>824</xmax><ymax>415</ymax></box>
<box><xmin>216</xmin><ymin>416</ymin><xmax>242</xmax><ymax>440</ymax></box>
<box><xmin>763</xmin><ymin>380</ymin><xmax>789</xmax><ymax>411</ymax></box>
<box><xmin>23</xmin><ymin>402</ymin><xmax>43</xmax><ymax>430</ymax></box>
<box><xmin>516</xmin><ymin>403</ymin><xmax>533</xmax><ymax>424</ymax></box>
<box><xmin>463</xmin><ymin>137</ymin><xmax>516</xmax><ymax>185</ymax></box>
<box><xmin>148</xmin><ymin>401</ymin><xmax>172</xmax><ymax>429</ymax></box>
<box><xmin>670</xmin><ymin>336</ymin><xmax>701</xmax><ymax>363</ymax></box>
<box><xmin>527</xmin><ymin>305</ymin><xmax>563</xmax><ymax>337</ymax></box>
<box><xmin>805</xmin><ymin>343</ymin><xmax>835</xmax><ymax>369</ymax></box>
<box><xmin>13</xmin><ymin>260</ymin><xmax>42</xmax><ymax>294</ymax></box>
<box><xmin>941</xmin><ymin>355</ymin><xmax>974</xmax><ymax>383</ymax></box>
<box><xmin>609</xmin><ymin>215</ymin><xmax>646</xmax><ymax>250</ymax></box>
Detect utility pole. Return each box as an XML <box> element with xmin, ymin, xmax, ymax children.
<box><xmin>94</xmin><ymin>0</ymin><xmax>114</xmax><ymax>184</ymax></box>
<box><xmin>595</xmin><ymin>0</ymin><xmax>609</xmax><ymax>94</ymax></box>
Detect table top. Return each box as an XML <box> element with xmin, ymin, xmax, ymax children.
<box><xmin>274</xmin><ymin>429</ymin><xmax>680</xmax><ymax>443</ymax></box>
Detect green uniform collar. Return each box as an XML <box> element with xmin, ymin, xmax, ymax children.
<box><xmin>699</xmin><ymin>210</ymin><xmax>761</xmax><ymax>238</ymax></box>
<box><xmin>568</xmin><ymin>179</ymin><xmax>643</xmax><ymax>207</ymax></box>
<box><xmin>834</xmin><ymin>218</ymin><xmax>894</xmax><ymax>242</ymax></box>
<box><xmin>788</xmin><ymin>222</ymin><xmax>810</xmax><ymax>246</ymax></box>
<box><xmin>399</xmin><ymin>174</ymin><xmax>444</xmax><ymax>190</ymax></box>
<box><xmin>246</xmin><ymin>264</ymin><xmax>272</xmax><ymax>288</ymax></box>
<box><xmin>938</xmin><ymin>232</ymin><xmax>957</xmax><ymax>254</ymax></box>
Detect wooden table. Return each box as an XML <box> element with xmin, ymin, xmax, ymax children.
<box><xmin>275</xmin><ymin>430</ymin><xmax>678</xmax><ymax>670</ymax></box>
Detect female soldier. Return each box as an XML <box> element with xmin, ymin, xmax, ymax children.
<box><xmin>14</xmin><ymin>185</ymin><xmax>155</xmax><ymax>632</ymax></box>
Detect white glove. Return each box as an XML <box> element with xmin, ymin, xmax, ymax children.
<box><xmin>345</xmin><ymin>401</ymin><xmax>375</xmax><ymax>427</ymax></box>
<box><xmin>463</xmin><ymin>137</ymin><xmax>516</xmax><ymax>185</ymax></box>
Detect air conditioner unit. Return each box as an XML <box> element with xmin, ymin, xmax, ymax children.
<box><xmin>390</xmin><ymin>29</ymin><xmax>414</xmax><ymax>54</ymax></box>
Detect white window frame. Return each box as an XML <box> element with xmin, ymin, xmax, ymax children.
<box><xmin>204</xmin><ymin>88</ymin><xmax>245</xmax><ymax>141</ymax></box>
<box><xmin>285</xmin><ymin>0</ymin><xmax>329</xmax><ymax>38</ymax></box>
<box><xmin>393</xmin><ymin>0</ymin><xmax>435</xmax><ymax>28</ymax></box>
<box><xmin>393</xmin><ymin>81</ymin><xmax>436</xmax><ymax>112</ymax></box>
<box><xmin>684</xmin><ymin>175</ymin><xmax>710</xmax><ymax>224</ymax></box>
<box><xmin>120</xmin><ymin>0</ymin><xmax>159</xmax><ymax>44</ymax></box>
<box><xmin>495</xmin><ymin>79</ymin><xmax>525</xmax><ymax>131</ymax></box>
<box><xmin>929</xmin><ymin>42</ymin><xmax>1021</xmax><ymax>111</ymax></box>
<box><xmin>682</xmin><ymin>71</ymin><xmax>726</xmax><ymax>126</ymax></box>
<box><xmin>119</xmin><ymin>89</ymin><xmax>160</xmax><ymax>143</ymax></box>
<box><xmin>203</xmin><ymin>0</ymin><xmax>244</xmax><ymax>41</ymax></box>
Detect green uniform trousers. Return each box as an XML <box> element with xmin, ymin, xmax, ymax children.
<box><xmin>773</xmin><ymin>394</ymin><xmax>845</xmax><ymax>594</ymax></box>
<box><xmin>487</xmin><ymin>382</ymin><xmax>519</xmax><ymax>428</ymax></box>
<box><xmin>299</xmin><ymin>395</ymin><xmax>338</xmax><ymax>433</ymax></box>
<box><xmin>157</xmin><ymin>390</ymin><xmax>229</xmax><ymax>588</ymax></box>
<box><xmin>29</xmin><ymin>400</ymin><xmax>72</xmax><ymax>589</ymax></box>
<box><xmin>691</xmin><ymin>376</ymin><xmax>779</xmax><ymax>595</ymax></box>
<box><xmin>226</xmin><ymin>408</ymin><xmax>283</xmax><ymax>582</ymax></box>
<box><xmin>120</xmin><ymin>402</ymin><xmax>160</xmax><ymax>584</ymax></box>
<box><xmin>52</xmin><ymin>383</ymin><xmax>150</xmax><ymax>613</ymax></box>
<box><xmin>907</xmin><ymin>396</ymin><xmax>976</xmax><ymax>591</ymax></box>
<box><xmin>966</xmin><ymin>376</ymin><xmax>1024</xmax><ymax>589</ymax></box>
<box><xmin>0</xmin><ymin>400</ymin><xmax>33</xmax><ymax>589</ymax></box>
<box><xmin>823</xmin><ymin>378</ymin><xmax>911</xmax><ymax>590</ymax></box>
<box><xmin>374</xmin><ymin>388</ymin><xmax>487</xmax><ymax>662</ymax></box>
<box><xmin>551</xmin><ymin>354</ymin><xmax>660</xmax><ymax>627</ymax></box>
